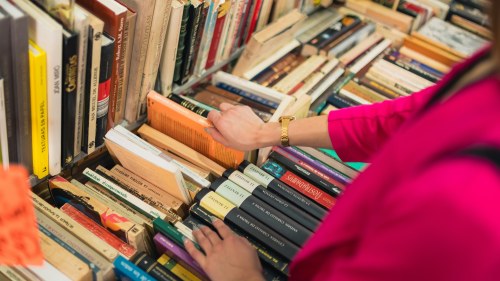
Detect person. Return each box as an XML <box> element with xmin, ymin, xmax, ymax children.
<box><xmin>183</xmin><ymin>4</ymin><xmax>500</xmax><ymax>281</ymax></box>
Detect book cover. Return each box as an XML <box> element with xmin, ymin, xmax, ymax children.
<box><xmin>76</xmin><ymin>0</ymin><xmax>127</xmax><ymax>131</ymax></box>
<box><xmin>157</xmin><ymin>254</ymin><xmax>201</xmax><ymax>281</ymax></box>
<box><xmin>61</xmin><ymin>29</ymin><xmax>79</xmax><ymax>167</ymax></box>
<box><xmin>188</xmin><ymin>0</ymin><xmax>210</xmax><ymax>76</ymax></box>
<box><xmin>173</xmin><ymin>0</ymin><xmax>191</xmax><ymax>83</ymax></box>
<box><xmin>147</xmin><ymin>91</ymin><xmax>245</xmax><ymax>169</ymax></box>
<box><xmin>28</xmin><ymin>41</ymin><xmax>49</xmax><ymax>179</ymax></box>
<box><xmin>96</xmin><ymin>33</ymin><xmax>115</xmax><ymax>147</ymax></box>
<box><xmin>132</xmin><ymin>252</ymin><xmax>182</xmax><ymax>281</ymax></box>
<box><xmin>0</xmin><ymin>0</ymin><xmax>32</xmax><ymax>172</ymax></box>
<box><xmin>210</xmin><ymin>177</ymin><xmax>313</xmax><ymax>246</ymax></box>
<box><xmin>113</xmin><ymin>255</ymin><xmax>156</xmax><ymax>281</ymax></box>
<box><xmin>238</xmin><ymin>160</ymin><xmax>327</xmax><ymax>220</ymax></box>
<box><xmin>214</xmin><ymin>0</ymin><xmax>237</xmax><ymax>63</ymax></box>
<box><xmin>81</xmin><ymin>9</ymin><xmax>104</xmax><ymax>154</ymax></box>
<box><xmin>195</xmin><ymin>189</ymin><xmax>300</xmax><ymax>261</ymax></box>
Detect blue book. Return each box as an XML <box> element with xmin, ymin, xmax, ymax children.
<box><xmin>113</xmin><ymin>256</ymin><xmax>156</xmax><ymax>281</ymax></box>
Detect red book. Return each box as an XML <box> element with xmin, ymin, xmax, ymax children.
<box><xmin>60</xmin><ymin>203</ymin><xmax>137</xmax><ymax>259</ymax></box>
<box><xmin>244</xmin><ymin>0</ymin><xmax>263</xmax><ymax>44</ymax></box>
<box><xmin>205</xmin><ymin>2</ymin><xmax>230</xmax><ymax>69</ymax></box>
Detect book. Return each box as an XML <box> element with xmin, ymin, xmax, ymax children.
<box><xmin>113</xmin><ymin>255</ymin><xmax>156</xmax><ymax>281</ymax></box>
<box><xmin>131</xmin><ymin>252</ymin><xmax>182</xmax><ymax>281</ymax></box>
<box><xmin>220</xmin><ymin>0</ymin><xmax>245</xmax><ymax>61</ymax></box>
<box><xmin>0</xmin><ymin>11</ymin><xmax>14</xmax><ymax>168</ymax></box>
<box><xmin>60</xmin><ymin>203</ymin><xmax>138</xmax><ymax>259</ymax></box>
<box><xmin>147</xmin><ymin>90</ymin><xmax>245</xmax><ymax>169</ymax></box>
<box><xmin>209</xmin><ymin>177</ymin><xmax>313</xmax><ymax>246</ymax></box>
<box><xmin>0</xmin><ymin>78</ymin><xmax>8</xmax><ymax>168</ymax></box>
<box><xmin>398</xmin><ymin>45</ymin><xmax>451</xmax><ymax>74</ymax></box>
<box><xmin>205</xmin><ymin>0</ymin><xmax>231</xmax><ymax>69</ymax></box>
<box><xmin>48</xmin><ymin>175</ymin><xmax>148</xmax><ymax>253</ymax></box>
<box><xmin>296</xmin><ymin>146</ymin><xmax>360</xmax><ymax>179</ymax></box>
<box><xmin>81</xmin><ymin>9</ymin><xmax>104</xmax><ymax>154</ymax></box>
<box><xmin>73</xmin><ymin>7</ymin><xmax>89</xmax><ymax>158</ymax></box>
<box><xmin>13</xmin><ymin>0</ymin><xmax>63</xmax><ymax>176</ymax></box>
<box><xmin>95</xmin><ymin>34</ymin><xmax>115</xmax><ymax>149</ymax></box>
<box><xmin>261</xmin><ymin>159</ymin><xmax>337</xmax><ymax>210</ymax></box>
<box><xmin>327</xmin><ymin>22</ymin><xmax>377</xmax><ymax>58</ymax></box>
<box><xmin>450</xmin><ymin>14</ymin><xmax>492</xmax><ymax>39</ymax></box>
<box><xmin>403</xmin><ymin>36</ymin><xmax>463</xmax><ymax>67</ymax></box>
<box><xmin>0</xmin><ymin>266</ymin><xmax>29</xmax><ymax>281</ymax></box>
<box><xmin>157</xmin><ymin>254</ymin><xmax>201</xmax><ymax>281</ymax></box>
<box><xmin>167</xmin><ymin>93</ymin><xmax>209</xmax><ymax>117</ymax></box>
<box><xmin>192</xmin><ymin>0</ymin><xmax>220</xmax><ymax>76</ymax></box>
<box><xmin>27</xmin><ymin>261</ymin><xmax>72</xmax><ymax>281</ymax></box>
<box><xmin>345</xmin><ymin>0</ymin><xmax>413</xmax><ymax>33</ymax></box>
<box><xmin>76</xmin><ymin>0</ymin><xmax>126</xmax><ymax>131</ymax></box>
<box><xmin>205</xmin><ymin>85</ymin><xmax>275</xmax><ymax>113</ymax></box>
<box><xmin>38</xmin><ymin>230</ymin><xmax>93</xmax><ymax>281</ymax></box>
<box><xmin>121</xmin><ymin>0</ymin><xmax>155</xmax><ymax>123</ymax></box>
<box><xmin>105</xmin><ymin>126</ymin><xmax>191</xmax><ymax>204</ymax></box>
<box><xmin>159</xmin><ymin>0</ymin><xmax>184</xmax><ymax>95</ymax></box>
<box><xmin>153</xmin><ymin>232</ymin><xmax>207</xmax><ymax>280</ymax></box>
<box><xmin>339</xmin><ymin>81</ymin><xmax>389</xmax><ymax>105</ymax></box>
<box><xmin>195</xmin><ymin>189</ymin><xmax>300</xmax><ymax>260</ymax></box>
<box><xmin>338</xmin><ymin>32</ymin><xmax>384</xmax><ymax>67</ymax></box>
<box><xmin>28</xmin><ymin>41</ymin><xmax>49</xmax><ymax>179</ymax></box>
<box><xmin>61</xmin><ymin>29</ymin><xmax>79</xmax><ymax>166</ymax></box>
<box><xmin>295</xmin><ymin>6</ymin><xmax>344</xmax><ymax>44</ymax></box>
<box><xmin>180</xmin><ymin>0</ymin><xmax>204</xmax><ymax>84</ymax></box>
<box><xmin>173</xmin><ymin>0</ymin><xmax>191</xmax><ymax>83</ymax></box>
<box><xmin>238</xmin><ymin>160</ymin><xmax>327</xmax><ymax>220</ymax></box>
<box><xmin>137</xmin><ymin>124</ymin><xmax>226</xmax><ymax>177</ymax></box>
<box><xmin>383</xmin><ymin>50</ymin><xmax>443</xmax><ymax>82</ymax></box>
<box><xmin>188</xmin><ymin>0</ymin><xmax>210</xmax><ymax>76</ymax></box>
<box><xmin>272</xmin><ymin>55</ymin><xmax>327</xmax><ymax>95</ymax></box>
<box><xmin>188</xmin><ymin>203</ymin><xmax>290</xmax><ymax>275</ymax></box>
<box><xmin>136</xmin><ymin>0</ymin><xmax>172</xmax><ymax>117</ymax></box>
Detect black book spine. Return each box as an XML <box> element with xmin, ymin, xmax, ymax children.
<box><xmin>167</xmin><ymin>93</ymin><xmax>209</xmax><ymax>117</ymax></box>
<box><xmin>95</xmin><ymin>33</ymin><xmax>114</xmax><ymax>147</ymax></box>
<box><xmin>327</xmin><ymin>93</ymin><xmax>356</xmax><ymax>108</ymax></box>
<box><xmin>189</xmin><ymin>203</ymin><xmax>291</xmax><ymax>275</ymax></box>
<box><xmin>210</xmin><ymin>178</ymin><xmax>313</xmax><ymax>246</ymax></box>
<box><xmin>174</xmin><ymin>3</ymin><xmax>191</xmax><ymax>83</ymax></box>
<box><xmin>181</xmin><ymin>3</ymin><xmax>203</xmax><ymax>84</ymax></box>
<box><xmin>131</xmin><ymin>252</ymin><xmax>182</xmax><ymax>281</ymax></box>
<box><xmin>195</xmin><ymin>189</ymin><xmax>300</xmax><ymax>261</ymax></box>
<box><xmin>82</xmin><ymin>27</ymin><xmax>98</xmax><ymax>153</ymax></box>
<box><xmin>0</xmin><ymin>12</ymin><xmax>18</xmax><ymax>164</ymax></box>
<box><xmin>268</xmin><ymin>150</ymin><xmax>343</xmax><ymax>197</ymax></box>
<box><xmin>238</xmin><ymin>160</ymin><xmax>327</xmax><ymax>220</ymax></box>
<box><xmin>61</xmin><ymin>31</ymin><xmax>79</xmax><ymax>167</ymax></box>
<box><xmin>188</xmin><ymin>2</ymin><xmax>210</xmax><ymax>76</ymax></box>
<box><xmin>223</xmin><ymin>168</ymin><xmax>320</xmax><ymax>232</ymax></box>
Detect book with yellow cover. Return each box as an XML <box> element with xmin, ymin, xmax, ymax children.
<box><xmin>28</xmin><ymin>40</ymin><xmax>49</xmax><ymax>179</ymax></box>
<box><xmin>147</xmin><ymin>91</ymin><xmax>245</xmax><ymax>169</ymax></box>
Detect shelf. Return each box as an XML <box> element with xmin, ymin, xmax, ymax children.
<box><xmin>173</xmin><ymin>47</ymin><xmax>245</xmax><ymax>95</ymax></box>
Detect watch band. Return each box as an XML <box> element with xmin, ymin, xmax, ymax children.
<box><xmin>279</xmin><ymin>116</ymin><xmax>295</xmax><ymax>147</ymax></box>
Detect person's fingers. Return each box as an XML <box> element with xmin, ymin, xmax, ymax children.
<box><xmin>219</xmin><ymin>103</ymin><xmax>235</xmax><ymax>111</ymax></box>
<box><xmin>212</xmin><ymin>219</ymin><xmax>232</xmax><ymax>239</ymax></box>
<box><xmin>192</xmin><ymin>228</ymin><xmax>213</xmax><ymax>253</ymax></box>
<box><xmin>200</xmin><ymin>226</ymin><xmax>222</xmax><ymax>247</ymax></box>
<box><xmin>184</xmin><ymin>239</ymin><xmax>206</xmax><ymax>268</ymax></box>
<box><xmin>205</xmin><ymin>127</ymin><xmax>229</xmax><ymax>146</ymax></box>
<box><xmin>207</xmin><ymin>110</ymin><xmax>223</xmax><ymax>127</ymax></box>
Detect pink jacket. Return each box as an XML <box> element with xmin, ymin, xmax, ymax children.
<box><xmin>289</xmin><ymin>50</ymin><xmax>500</xmax><ymax>281</ymax></box>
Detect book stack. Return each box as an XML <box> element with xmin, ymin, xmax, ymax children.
<box><xmin>1</xmin><ymin>0</ymin><xmax>494</xmax><ymax>280</ymax></box>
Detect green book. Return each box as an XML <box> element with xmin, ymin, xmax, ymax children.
<box><xmin>153</xmin><ymin>218</ymin><xmax>201</xmax><ymax>251</ymax></box>
<box><xmin>173</xmin><ymin>0</ymin><xmax>191</xmax><ymax>83</ymax></box>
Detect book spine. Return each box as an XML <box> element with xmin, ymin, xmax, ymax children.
<box><xmin>74</xmin><ymin>16</ymin><xmax>89</xmax><ymax>158</ymax></box>
<box><xmin>205</xmin><ymin>85</ymin><xmax>275</xmax><ymax>114</ymax></box>
<box><xmin>188</xmin><ymin>2</ymin><xmax>210</xmax><ymax>76</ymax></box>
<box><xmin>131</xmin><ymin>252</ymin><xmax>182</xmax><ymax>281</ymax></box>
<box><xmin>60</xmin><ymin>203</ymin><xmax>137</xmax><ymax>259</ymax></box>
<box><xmin>174</xmin><ymin>3</ymin><xmax>191</xmax><ymax>83</ymax></box>
<box><xmin>215</xmin><ymin>82</ymin><xmax>280</xmax><ymax>109</ymax></box>
<box><xmin>167</xmin><ymin>93</ymin><xmax>209</xmax><ymax>117</ymax></box>
<box><xmin>195</xmin><ymin>189</ymin><xmax>300</xmax><ymax>261</ymax></box>
<box><xmin>358</xmin><ymin>76</ymin><xmax>401</xmax><ymax>99</ymax></box>
<box><xmin>96</xmin><ymin>34</ymin><xmax>115</xmax><ymax>147</ymax></box>
<box><xmin>383</xmin><ymin>52</ymin><xmax>442</xmax><ymax>82</ymax></box>
<box><xmin>61</xmin><ymin>32</ymin><xmax>79</xmax><ymax>167</ymax></box>
<box><xmin>157</xmin><ymin>254</ymin><xmax>202</xmax><ymax>281</ymax></box>
<box><xmin>107</xmin><ymin>14</ymin><xmax>126</xmax><ymax>131</ymax></box>
<box><xmin>188</xmin><ymin>203</ymin><xmax>290</xmax><ymax>275</ymax></box>
<box><xmin>210</xmin><ymin>178</ymin><xmax>312</xmax><ymax>246</ymax></box>
<box><xmin>153</xmin><ymin>232</ymin><xmax>207</xmax><ymax>279</ymax></box>
<box><xmin>223</xmin><ymin>168</ymin><xmax>320</xmax><ymax>231</ymax></box>
<box><xmin>113</xmin><ymin>255</ymin><xmax>156</xmax><ymax>281</ymax></box>
<box><xmin>271</xmin><ymin>147</ymin><xmax>346</xmax><ymax>193</ymax></box>
<box><xmin>231</xmin><ymin>0</ymin><xmax>250</xmax><ymax>52</ymax></box>
<box><xmin>114</xmin><ymin>12</ymin><xmax>131</xmax><ymax>126</ymax></box>
<box><xmin>181</xmin><ymin>3</ymin><xmax>203</xmax><ymax>84</ymax></box>
<box><xmin>82</xmin><ymin>23</ymin><xmax>102</xmax><ymax>154</ymax></box>
<box><xmin>243</xmin><ymin>0</ymin><xmax>263</xmax><ymax>44</ymax></box>
<box><xmin>205</xmin><ymin>2</ymin><xmax>229</xmax><ymax>69</ymax></box>
<box><xmin>9</xmin><ymin>12</ymin><xmax>32</xmax><ymax>172</ymax></box>
<box><xmin>238</xmin><ymin>160</ymin><xmax>327</xmax><ymax>220</ymax></box>
<box><xmin>261</xmin><ymin>160</ymin><xmax>336</xmax><ymax>210</ymax></box>
<box><xmin>282</xmin><ymin>146</ymin><xmax>352</xmax><ymax>184</ymax></box>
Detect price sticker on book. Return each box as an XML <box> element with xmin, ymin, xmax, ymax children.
<box><xmin>0</xmin><ymin>166</ymin><xmax>43</xmax><ymax>265</ymax></box>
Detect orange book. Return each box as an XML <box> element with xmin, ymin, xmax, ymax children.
<box><xmin>147</xmin><ymin>91</ymin><xmax>244</xmax><ymax>168</ymax></box>
<box><xmin>403</xmin><ymin>36</ymin><xmax>462</xmax><ymax>68</ymax></box>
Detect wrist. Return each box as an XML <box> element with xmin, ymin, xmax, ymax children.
<box><xmin>256</xmin><ymin>122</ymin><xmax>281</xmax><ymax>148</ymax></box>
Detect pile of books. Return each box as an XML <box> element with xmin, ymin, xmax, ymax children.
<box><xmin>0</xmin><ymin>0</ymin><xmax>493</xmax><ymax>280</ymax></box>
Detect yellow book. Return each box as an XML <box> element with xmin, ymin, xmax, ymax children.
<box><xmin>157</xmin><ymin>254</ymin><xmax>201</xmax><ymax>281</ymax></box>
<box><xmin>28</xmin><ymin>41</ymin><xmax>49</xmax><ymax>179</ymax></box>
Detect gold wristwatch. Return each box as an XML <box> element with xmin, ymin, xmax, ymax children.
<box><xmin>278</xmin><ymin>116</ymin><xmax>295</xmax><ymax>147</ymax></box>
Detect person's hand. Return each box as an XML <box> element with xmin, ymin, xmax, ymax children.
<box><xmin>206</xmin><ymin>103</ymin><xmax>280</xmax><ymax>151</ymax></box>
<box><xmin>184</xmin><ymin>219</ymin><xmax>264</xmax><ymax>281</ymax></box>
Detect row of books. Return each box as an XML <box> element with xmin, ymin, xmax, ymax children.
<box><xmin>0</xmin><ymin>0</ymin><xmax>323</xmax><ymax>182</ymax></box>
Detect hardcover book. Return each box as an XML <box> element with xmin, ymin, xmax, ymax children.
<box><xmin>95</xmin><ymin>33</ymin><xmax>115</xmax><ymax>147</ymax></box>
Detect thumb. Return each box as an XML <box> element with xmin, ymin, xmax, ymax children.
<box><xmin>207</xmin><ymin>110</ymin><xmax>222</xmax><ymax>127</ymax></box>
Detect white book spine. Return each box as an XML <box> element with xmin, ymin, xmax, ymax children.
<box><xmin>349</xmin><ymin>39</ymin><xmax>391</xmax><ymax>74</ymax></box>
<box><xmin>309</xmin><ymin>68</ymin><xmax>345</xmax><ymax>102</ymax></box>
<box><xmin>339</xmin><ymin>88</ymin><xmax>371</xmax><ymax>105</ymax></box>
<box><xmin>215</xmin><ymin>0</ymin><xmax>236</xmax><ymax>64</ymax></box>
<box><xmin>193</xmin><ymin>0</ymin><xmax>221</xmax><ymax>76</ymax></box>
<box><xmin>160</xmin><ymin>1</ymin><xmax>184</xmax><ymax>95</ymax></box>
<box><xmin>0</xmin><ymin>79</ymin><xmax>9</xmax><ymax>167</ymax></box>
<box><xmin>27</xmin><ymin>261</ymin><xmax>72</xmax><ymax>281</ymax></box>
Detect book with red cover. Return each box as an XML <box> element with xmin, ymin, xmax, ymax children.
<box><xmin>76</xmin><ymin>0</ymin><xmax>126</xmax><ymax>131</ymax></box>
<box><xmin>244</xmin><ymin>0</ymin><xmax>262</xmax><ymax>44</ymax></box>
<box><xmin>205</xmin><ymin>1</ymin><xmax>230</xmax><ymax>69</ymax></box>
